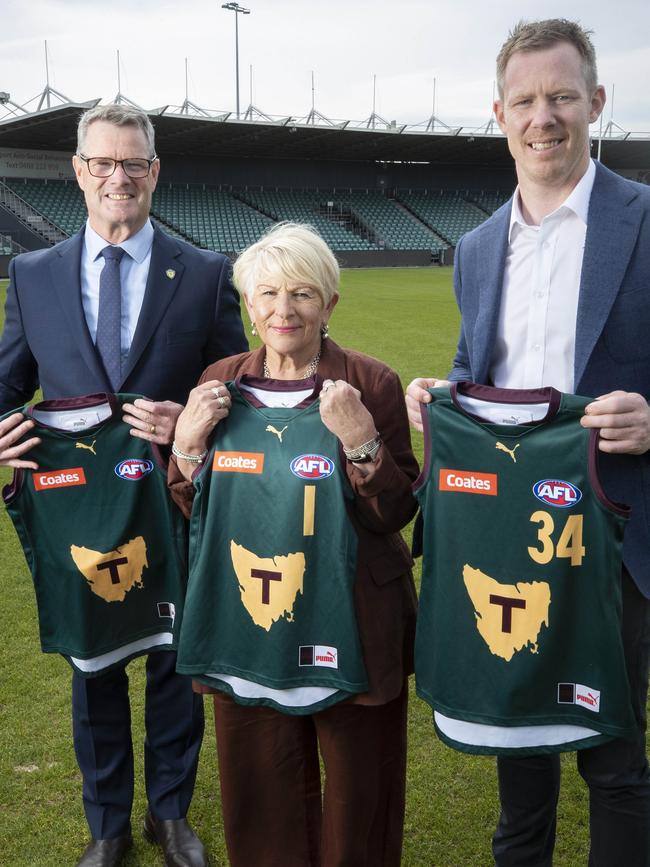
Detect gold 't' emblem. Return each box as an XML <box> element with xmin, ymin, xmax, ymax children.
<box><xmin>70</xmin><ymin>536</ymin><xmax>148</xmax><ymax>603</ymax></box>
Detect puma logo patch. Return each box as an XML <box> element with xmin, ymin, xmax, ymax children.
<box><xmin>495</xmin><ymin>441</ymin><xmax>519</xmax><ymax>463</ymax></box>
<box><xmin>75</xmin><ymin>440</ymin><xmax>97</xmax><ymax>456</ymax></box>
<box><xmin>266</xmin><ymin>425</ymin><xmax>288</xmax><ymax>443</ymax></box>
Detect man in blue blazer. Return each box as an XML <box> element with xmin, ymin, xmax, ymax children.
<box><xmin>408</xmin><ymin>19</ymin><xmax>650</xmax><ymax>867</ymax></box>
<box><xmin>0</xmin><ymin>104</ymin><xmax>247</xmax><ymax>866</ymax></box>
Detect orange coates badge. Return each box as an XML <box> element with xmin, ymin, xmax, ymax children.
<box><xmin>212</xmin><ymin>451</ymin><xmax>265</xmax><ymax>474</ymax></box>
<box><xmin>439</xmin><ymin>468</ymin><xmax>497</xmax><ymax>496</ymax></box>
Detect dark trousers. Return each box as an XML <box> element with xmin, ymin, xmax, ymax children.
<box><xmin>493</xmin><ymin>571</ymin><xmax>650</xmax><ymax>867</ymax></box>
<box><xmin>72</xmin><ymin>650</ymin><xmax>204</xmax><ymax>839</ymax></box>
<box><xmin>212</xmin><ymin>685</ymin><xmax>409</xmax><ymax>867</ymax></box>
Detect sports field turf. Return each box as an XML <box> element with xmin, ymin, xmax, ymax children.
<box><xmin>0</xmin><ymin>268</ymin><xmax>606</xmax><ymax>864</ymax></box>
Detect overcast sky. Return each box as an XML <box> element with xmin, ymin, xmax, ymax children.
<box><xmin>1</xmin><ymin>0</ymin><xmax>649</xmax><ymax>132</ymax></box>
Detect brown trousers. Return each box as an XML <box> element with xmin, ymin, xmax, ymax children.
<box><xmin>212</xmin><ymin>685</ymin><xmax>408</xmax><ymax>867</ymax></box>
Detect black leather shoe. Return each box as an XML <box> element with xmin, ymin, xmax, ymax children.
<box><xmin>76</xmin><ymin>834</ymin><xmax>133</xmax><ymax>867</ymax></box>
<box><xmin>143</xmin><ymin>811</ymin><xmax>209</xmax><ymax>867</ymax></box>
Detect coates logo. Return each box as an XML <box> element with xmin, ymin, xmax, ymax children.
<box><xmin>33</xmin><ymin>467</ymin><xmax>86</xmax><ymax>491</ymax></box>
<box><xmin>115</xmin><ymin>459</ymin><xmax>154</xmax><ymax>481</ymax></box>
<box><xmin>213</xmin><ymin>451</ymin><xmax>264</xmax><ymax>474</ymax></box>
<box><xmin>575</xmin><ymin>683</ymin><xmax>601</xmax><ymax>713</ymax></box>
<box><xmin>439</xmin><ymin>468</ymin><xmax>497</xmax><ymax>496</ymax></box>
<box><xmin>533</xmin><ymin>479</ymin><xmax>582</xmax><ymax>508</ymax></box>
<box><xmin>290</xmin><ymin>454</ymin><xmax>334</xmax><ymax>480</ymax></box>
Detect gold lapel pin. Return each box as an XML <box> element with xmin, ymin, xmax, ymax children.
<box><xmin>166</xmin><ymin>269</ymin><xmax>176</xmax><ymax>279</ymax></box>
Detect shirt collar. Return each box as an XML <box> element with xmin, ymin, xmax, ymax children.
<box><xmin>508</xmin><ymin>158</ymin><xmax>596</xmax><ymax>241</ymax></box>
<box><xmin>85</xmin><ymin>218</ymin><xmax>154</xmax><ymax>264</ymax></box>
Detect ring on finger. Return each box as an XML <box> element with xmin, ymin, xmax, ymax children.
<box><xmin>150</xmin><ymin>424</ymin><xmax>156</xmax><ymax>434</ymax></box>
<box><xmin>211</xmin><ymin>387</ymin><xmax>223</xmax><ymax>398</ymax></box>
<box><xmin>217</xmin><ymin>395</ymin><xmax>228</xmax><ymax>409</ymax></box>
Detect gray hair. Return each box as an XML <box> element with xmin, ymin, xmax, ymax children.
<box><xmin>77</xmin><ymin>104</ymin><xmax>156</xmax><ymax>157</ymax></box>
<box><xmin>496</xmin><ymin>19</ymin><xmax>598</xmax><ymax>97</ymax></box>
<box><xmin>233</xmin><ymin>222</ymin><xmax>340</xmax><ymax>306</ymax></box>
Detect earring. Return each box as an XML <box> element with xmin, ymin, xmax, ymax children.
<box><xmin>251</xmin><ymin>322</ymin><xmax>257</xmax><ymax>336</ymax></box>
<box><xmin>321</xmin><ymin>322</ymin><xmax>329</xmax><ymax>339</ymax></box>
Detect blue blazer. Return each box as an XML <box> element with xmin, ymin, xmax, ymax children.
<box><xmin>0</xmin><ymin>225</ymin><xmax>248</xmax><ymax>410</ymax></box>
<box><xmin>449</xmin><ymin>162</ymin><xmax>650</xmax><ymax>595</ymax></box>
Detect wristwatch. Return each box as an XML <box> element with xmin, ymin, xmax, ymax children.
<box><xmin>343</xmin><ymin>434</ymin><xmax>382</xmax><ymax>463</ymax></box>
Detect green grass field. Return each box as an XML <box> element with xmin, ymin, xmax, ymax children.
<box><xmin>0</xmin><ymin>268</ymin><xmax>601</xmax><ymax>865</ymax></box>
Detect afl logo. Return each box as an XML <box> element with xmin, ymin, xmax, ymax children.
<box><xmin>533</xmin><ymin>479</ymin><xmax>582</xmax><ymax>508</ymax></box>
<box><xmin>290</xmin><ymin>454</ymin><xmax>335</xmax><ymax>480</ymax></box>
<box><xmin>115</xmin><ymin>459</ymin><xmax>154</xmax><ymax>481</ymax></box>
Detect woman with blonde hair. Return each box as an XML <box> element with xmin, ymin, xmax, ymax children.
<box><xmin>170</xmin><ymin>222</ymin><xmax>417</xmax><ymax>867</ymax></box>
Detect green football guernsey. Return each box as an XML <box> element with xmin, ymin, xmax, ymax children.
<box><xmin>2</xmin><ymin>393</ymin><xmax>187</xmax><ymax>676</ymax></box>
<box><xmin>414</xmin><ymin>383</ymin><xmax>636</xmax><ymax>755</ymax></box>
<box><xmin>177</xmin><ymin>377</ymin><xmax>368</xmax><ymax>714</ymax></box>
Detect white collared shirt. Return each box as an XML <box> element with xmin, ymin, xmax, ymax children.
<box><xmin>80</xmin><ymin>219</ymin><xmax>154</xmax><ymax>365</ymax></box>
<box><xmin>489</xmin><ymin>159</ymin><xmax>596</xmax><ymax>393</ymax></box>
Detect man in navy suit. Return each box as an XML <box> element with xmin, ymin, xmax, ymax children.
<box><xmin>0</xmin><ymin>104</ymin><xmax>247</xmax><ymax>866</ymax></box>
<box><xmin>407</xmin><ymin>19</ymin><xmax>650</xmax><ymax>867</ymax></box>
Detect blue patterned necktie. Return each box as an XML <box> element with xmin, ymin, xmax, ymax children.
<box><xmin>96</xmin><ymin>245</ymin><xmax>126</xmax><ymax>390</ymax></box>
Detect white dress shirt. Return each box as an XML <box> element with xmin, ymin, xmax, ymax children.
<box><xmin>80</xmin><ymin>219</ymin><xmax>154</xmax><ymax>367</ymax></box>
<box><xmin>489</xmin><ymin>159</ymin><xmax>596</xmax><ymax>393</ymax></box>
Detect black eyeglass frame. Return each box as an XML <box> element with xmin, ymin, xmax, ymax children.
<box><xmin>77</xmin><ymin>154</ymin><xmax>158</xmax><ymax>178</ymax></box>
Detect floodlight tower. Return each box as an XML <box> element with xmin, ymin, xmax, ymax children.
<box><xmin>222</xmin><ymin>2</ymin><xmax>250</xmax><ymax>120</ymax></box>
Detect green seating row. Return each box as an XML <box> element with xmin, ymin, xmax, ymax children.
<box><xmin>2</xmin><ymin>180</ymin><xmax>509</xmax><ymax>254</ymax></box>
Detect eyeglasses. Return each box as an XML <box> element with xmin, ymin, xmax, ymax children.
<box><xmin>77</xmin><ymin>154</ymin><xmax>158</xmax><ymax>179</ymax></box>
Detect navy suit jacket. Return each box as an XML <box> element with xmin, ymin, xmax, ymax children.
<box><xmin>449</xmin><ymin>162</ymin><xmax>650</xmax><ymax>595</ymax></box>
<box><xmin>0</xmin><ymin>225</ymin><xmax>248</xmax><ymax>411</ymax></box>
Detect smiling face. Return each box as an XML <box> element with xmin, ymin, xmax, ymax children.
<box><xmin>72</xmin><ymin>120</ymin><xmax>160</xmax><ymax>244</ymax></box>
<box><xmin>494</xmin><ymin>42</ymin><xmax>605</xmax><ymax>203</ymax></box>
<box><xmin>244</xmin><ymin>271</ymin><xmax>338</xmax><ymax>369</ymax></box>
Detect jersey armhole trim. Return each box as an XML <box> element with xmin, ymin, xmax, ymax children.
<box><xmin>588</xmin><ymin>429</ymin><xmax>630</xmax><ymax>517</ymax></box>
<box><xmin>2</xmin><ymin>467</ymin><xmax>23</xmax><ymax>503</ymax></box>
<box><xmin>412</xmin><ymin>399</ymin><xmax>433</xmax><ymax>494</ymax></box>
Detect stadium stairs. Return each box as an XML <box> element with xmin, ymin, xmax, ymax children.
<box><xmin>0</xmin><ymin>230</ymin><xmax>26</xmax><ymax>277</ymax></box>
<box><xmin>0</xmin><ymin>232</ymin><xmax>26</xmax><ymax>256</ymax></box>
<box><xmin>0</xmin><ymin>180</ymin><xmax>69</xmax><ymax>246</ymax></box>
<box><xmin>396</xmin><ymin>190</ymin><xmax>488</xmax><ymax>247</ymax></box>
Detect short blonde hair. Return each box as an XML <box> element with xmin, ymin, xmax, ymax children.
<box><xmin>233</xmin><ymin>222</ymin><xmax>340</xmax><ymax>305</ymax></box>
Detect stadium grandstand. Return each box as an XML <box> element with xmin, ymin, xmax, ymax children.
<box><xmin>1</xmin><ymin>93</ymin><xmax>649</xmax><ymax>277</ymax></box>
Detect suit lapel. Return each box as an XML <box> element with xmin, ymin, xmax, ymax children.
<box><xmin>50</xmin><ymin>229</ymin><xmax>112</xmax><ymax>388</ymax></box>
<box><xmin>574</xmin><ymin>164</ymin><xmax>642</xmax><ymax>388</ymax></box>
<box><xmin>122</xmin><ymin>228</ymin><xmax>185</xmax><ymax>384</ymax></box>
<box><xmin>474</xmin><ymin>203</ymin><xmax>511</xmax><ymax>383</ymax></box>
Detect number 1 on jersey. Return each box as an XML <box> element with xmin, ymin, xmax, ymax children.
<box><xmin>303</xmin><ymin>485</ymin><xmax>316</xmax><ymax>536</ymax></box>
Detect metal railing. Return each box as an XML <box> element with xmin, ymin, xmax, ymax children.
<box><xmin>0</xmin><ymin>180</ymin><xmax>68</xmax><ymax>245</ymax></box>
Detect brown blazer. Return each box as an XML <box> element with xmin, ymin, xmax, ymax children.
<box><xmin>169</xmin><ymin>338</ymin><xmax>418</xmax><ymax>705</ymax></box>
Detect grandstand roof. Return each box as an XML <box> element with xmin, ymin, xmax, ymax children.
<box><xmin>0</xmin><ymin>102</ymin><xmax>648</xmax><ymax>169</ymax></box>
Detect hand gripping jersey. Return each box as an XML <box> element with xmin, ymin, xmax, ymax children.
<box><xmin>176</xmin><ymin>378</ymin><xmax>368</xmax><ymax>714</ymax></box>
<box><xmin>2</xmin><ymin>393</ymin><xmax>187</xmax><ymax>676</ymax></box>
<box><xmin>413</xmin><ymin>383</ymin><xmax>636</xmax><ymax>755</ymax></box>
